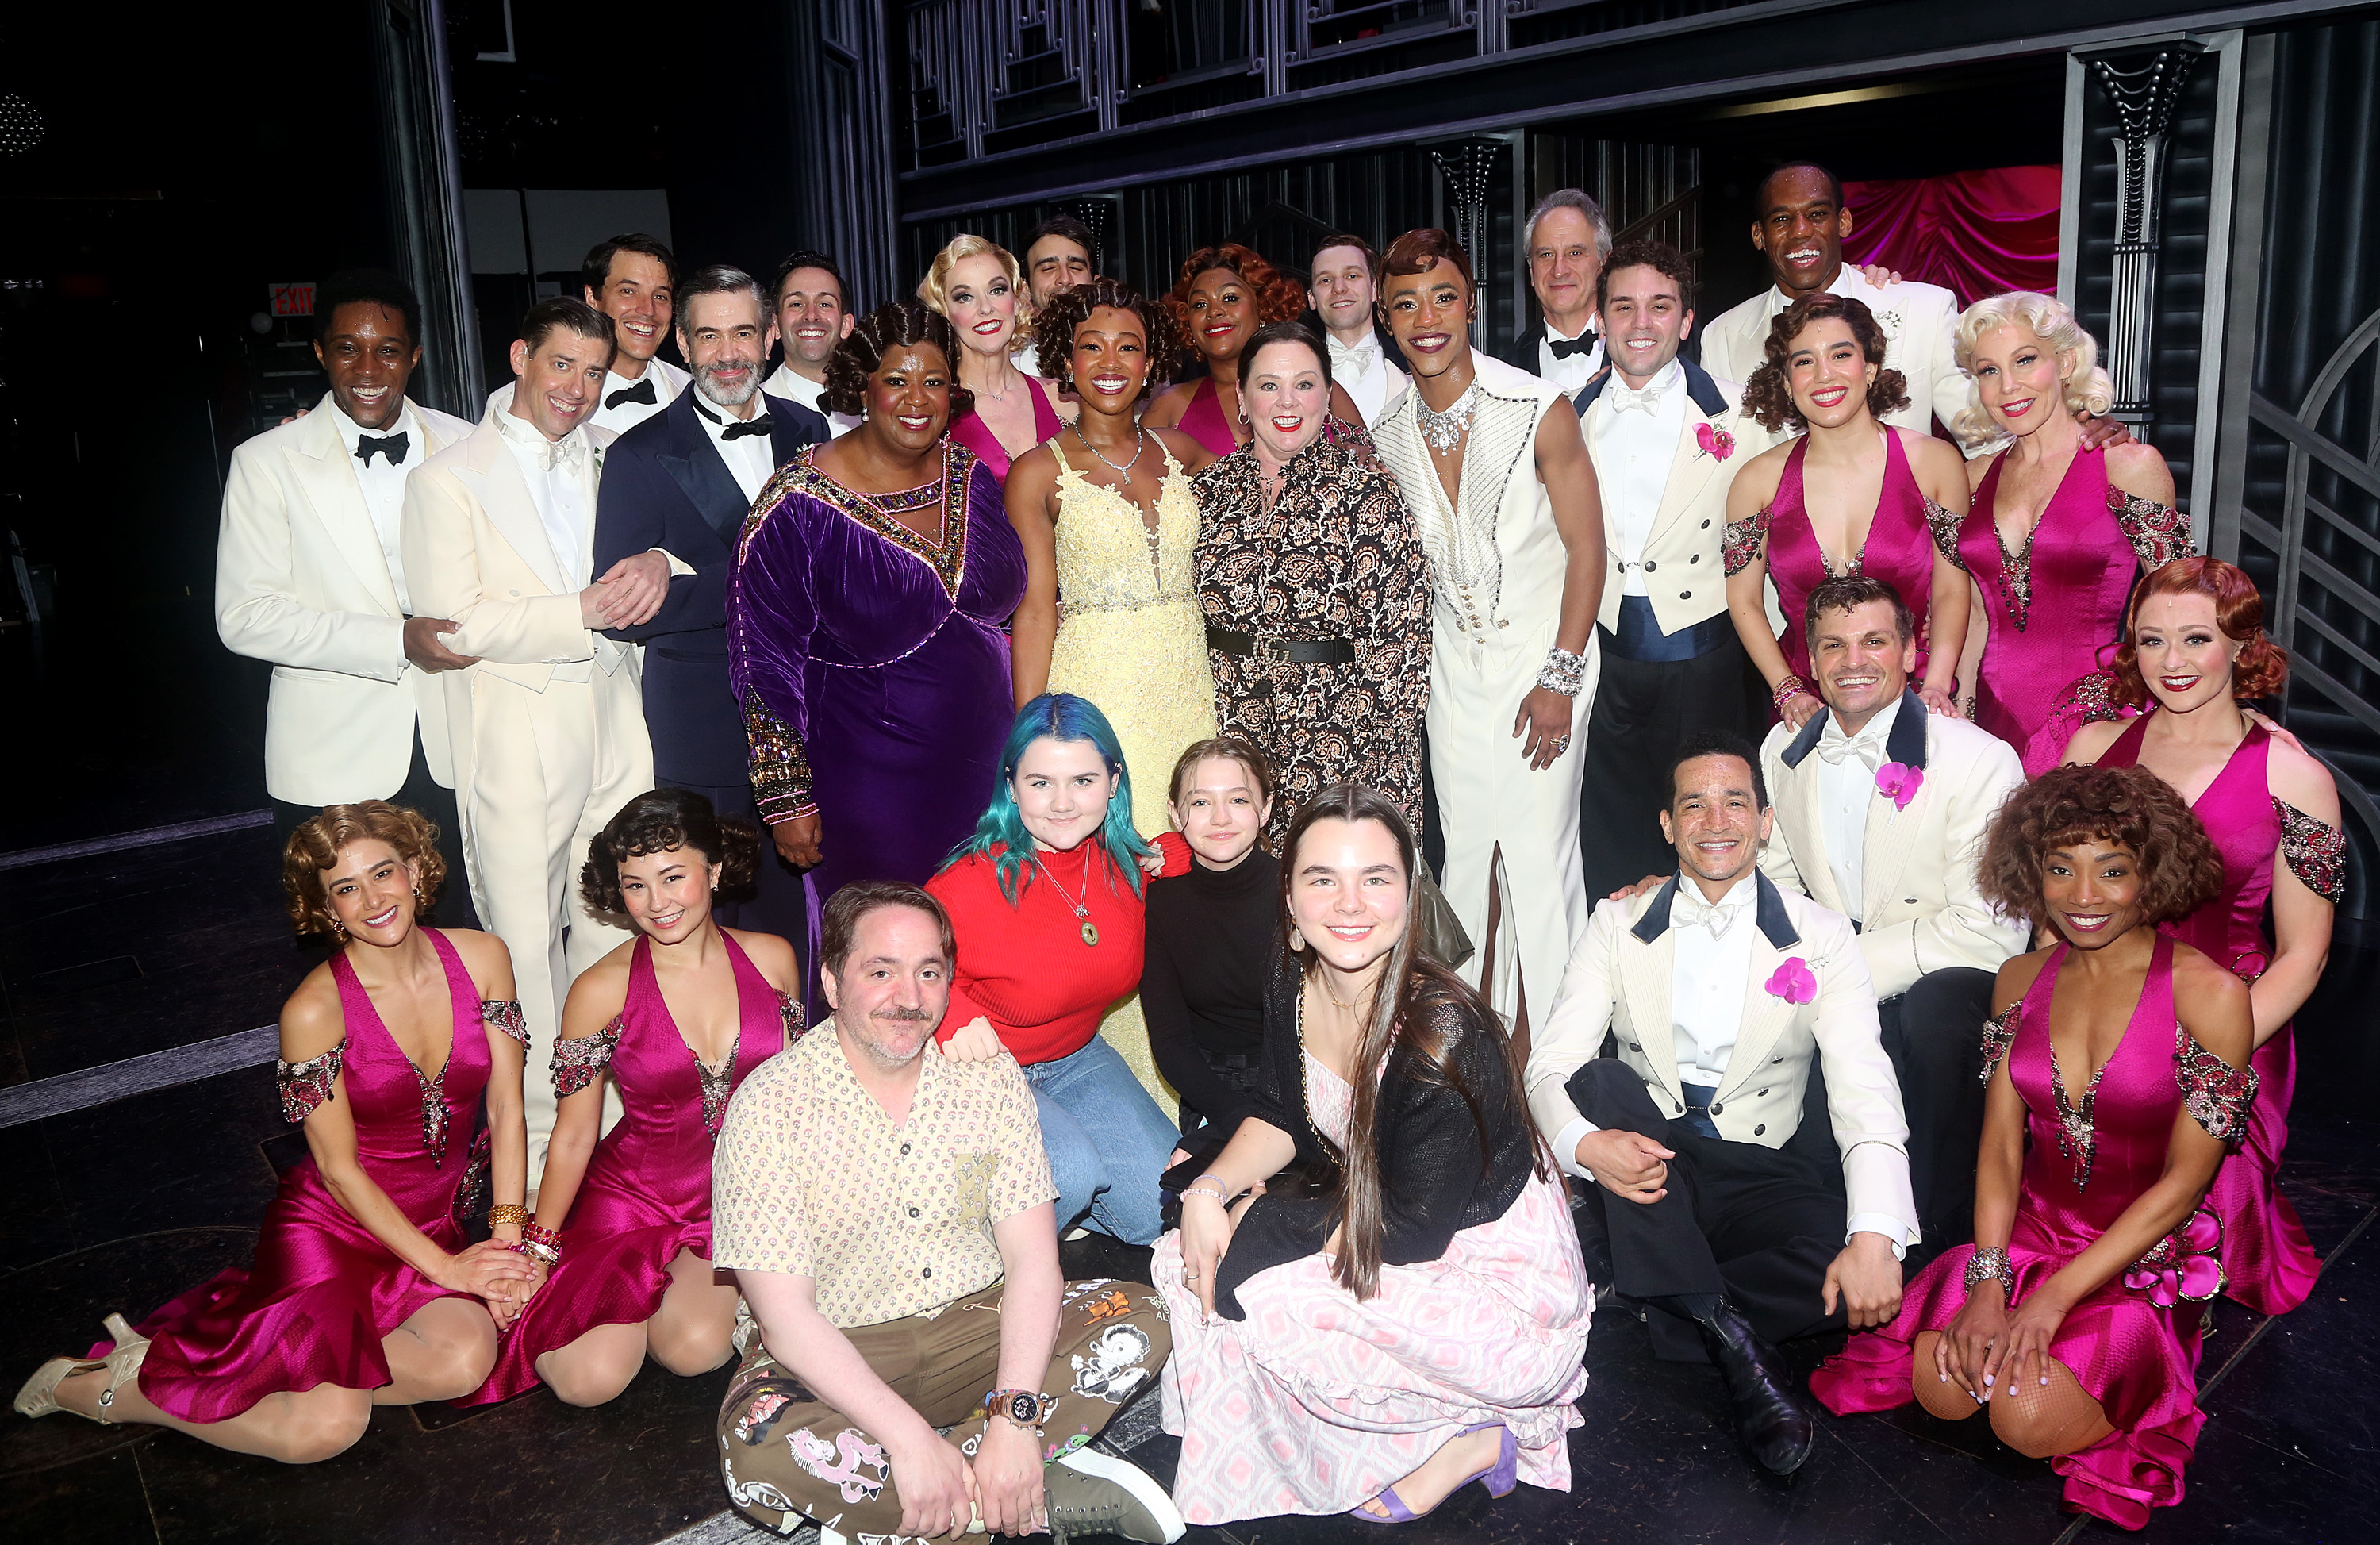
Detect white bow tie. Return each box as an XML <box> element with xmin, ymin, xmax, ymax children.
<box><xmin>1670</xmin><ymin>889</ymin><xmax>1747</xmax><ymax>941</ymax></box>
<box><xmin>1329</xmin><ymin>336</ymin><xmax>1379</xmax><ymax>381</ymax></box>
<box><xmin>1607</xmin><ymin>378</ymin><xmax>1666</xmax><ymax>415</ymax></box>
<box><xmin>540</xmin><ymin>432</ymin><xmax>589</xmax><ymax>473</ymax></box>
<box><xmin>1814</xmin><ymin>724</ymin><xmax>1889</xmax><ymax>771</ymax></box>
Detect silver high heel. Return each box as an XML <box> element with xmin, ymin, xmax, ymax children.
<box><xmin>90</xmin><ymin>1315</ymin><xmax>151</xmax><ymax>1423</ymax></box>
<box><xmin>13</xmin><ymin>1355</ymin><xmax>106</xmax><ymax>1420</ymax></box>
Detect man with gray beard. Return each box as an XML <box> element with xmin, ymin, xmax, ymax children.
<box><xmin>593</xmin><ymin>264</ymin><xmax>828</xmax><ymax>950</ymax></box>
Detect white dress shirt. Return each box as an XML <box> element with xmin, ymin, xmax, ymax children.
<box><xmin>762</xmin><ymin>363</ymin><xmax>861</xmax><ymax>436</ymax></box>
<box><xmin>1667</xmin><ymin>874</ymin><xmax>1758</xmax><ymax>1088</ymax></box>
<box><xmin>1537</xmin><ymin>315</ymin><xmax>1603</xmax><ymax>398</ymax></box>
<box><xmin>495</xmin><ymin>411</ymin><xmax>597</xmax><ymax>682</ymax></box>
<box><xmin>1812</xmin><ymin>694</ymin><xmax>1905</xmax><ymax>926</ymax></box>
<box><xmin>327</xmin><ymin>400</ymin><xmax>423</xmax><ymax>613</ymax></box>
<box><xmin>1591</xmin><ymin>359</ymin><xmax>1688</xmax><ymax>598</ymax></box>
<box><xmin>1326</xmin><ymin>331</ymin><xmax>1407</xmax><ymax>428</ymax></box>
<box><xmin>693</xmin><ymin>392</ymin><xmax>777</xmax><ymax>505</ymax></box>
<box><xmin>585</xmin><ymin>356</ymin><xmax>689</xmax><ymax>436</ymax></box>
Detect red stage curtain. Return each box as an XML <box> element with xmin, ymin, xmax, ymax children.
<box><xmin>1840</xmin><ymin>167</ymin><xmax>2062</xmax><ymax>307</ymax></box>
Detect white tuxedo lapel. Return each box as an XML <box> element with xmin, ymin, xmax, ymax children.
<box><xmin>1618</xmin><ymin>922</ymin><xmax>1683</xmax><ymax>1098</ymax></box>
<box><xmin>1722</xmin><ymin>931</ymin><xmax>1805</xmax><ymax>1098</ymax></box>
<box><xmin>455</xmin><ymin>418</ymin><xmax>567</xmax><ymax>596</ymax></box>
<box><xmin>288</xmin><ymin>404</ymin><xmax>403</xmax><ymax>613</ymax></box>
<box><xmin>1643</xmin><ymin>403</ymin><xmax>1726</xmax><ymax>552</ymax></box>
<box><xmin>1784</xmin><ymin>759</ymin><xmax>1844</xmax><ymax>914</ymax></box>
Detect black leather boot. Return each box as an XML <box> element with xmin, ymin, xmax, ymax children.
<box><xmin>1693</xmin><ymin>1299</ymin><xmax>1815</xmax><ymax>1476</ymax></box>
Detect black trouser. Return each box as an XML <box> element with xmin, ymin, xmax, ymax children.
<box><xmin>1576</xmin><ymin>628</ymin><xmax>1760</xmax><ymax>902</ymax></box>
<box><xmin>1568</xmin><ymin>1059</ymin><xmax>1849</xmax><ymax>1362</ymax></box>
<box><xmin>1787</xmin><ymin>967</ymin><xmax>1996</xmax><ymax>1274</ymax></box>
<box><xmin>271</xmin><ymin>730</ymin><xmax>480</xmax><ymax>932</ymax></box>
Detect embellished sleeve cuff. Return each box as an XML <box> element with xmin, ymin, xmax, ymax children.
<box><xmin>1979</xmin><ymin>1003</ymin><xmax>2018</xmax><ymax>1082</ymax></box>
<box><xmin>2107</xmin><ymin>486</ymin><xmax>2197</xmax><ymax>567</ymax></box>
<box><xmin>2275</xmin><ymin>797</ymin><xmax>2347</xmax><ymax>903</ymax></box>
<box><xmin>551</xmin><ymin>1018</ymin><xmax>623</xmax><ymax>1097</ymax></box>
<box><xmin>2175</xmin><ymin>1025</ymin><xmax>2258</xmax><ymax>1143</ymax></box>
<box><xmin>743</xmin><ymin>687</ymin><xmax>816</xmax><ymax>821</ymax></box>
<box><xmin>1722</xmin><ymin>506</ymin><xmax>1771</xmax><ymax>577</ymax></box>
<box><xmin>1921</xmin><ymin>496</ymin><xmax>1967</xmax><ymax>569</ymax></box>
<box><xmin>482</xmin><ymin>1000</ymin><xmax>528</xmax><ymax>1045</ymax></box>
<box><xmin>777</xmin><ymin>990</ymin><xmax>808</xmax><ymax>1042</ymax></box>
<box><xmin>276</xmin><ymin>1038</ymin><xmax>347</xmax><ymax>1124</ymax></box>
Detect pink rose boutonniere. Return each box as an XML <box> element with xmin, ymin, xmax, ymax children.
<box><xmin>1764</xmin><ymin>957</ymin><xmax>1818</xmax><ymax>1005</ymax></box>
<box><xmin>1875</xmin><ymin>761</ymin><xmax>1924</xmax><ymax>817</ymax></box>
<box><xmin>1696</xmin><ymin>422</ymin><xmax>1735</xmax><ymax>463</ymax></box>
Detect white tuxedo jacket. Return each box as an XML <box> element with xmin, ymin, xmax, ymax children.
<box><xmin>1700</xmin><ymin>267</ymin><xmax>1971</xmax><ymax>455</ymax></box>
<box><xmin>1759</xmin><ymin>690</ymin><xmax>2029</xmax><ymax>999</ymax></box>
<box><xmin>1575</xmin><ymin>359</ymin><xmax>1756</xmax><ymax>635</ymax></box>
<box><xmin>1526</xmin><ymin>872</ymin><xmax>1917</xmax><ymax>1246</ymax></box>
<box><xmin>215</xmin><ymin>394</ymin><xmax>473</xmax><ymax>805</ymax></box>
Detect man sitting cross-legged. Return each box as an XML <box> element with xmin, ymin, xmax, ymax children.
<box><xmin>710</xmin><ymin>881</ymin><xmax>1184</xmax><ymax>1544</ymax></box>
<box><xmin>1526</xmin><ymin>732</ymin><xmax>1916</xmax><ymax>1478</ymax></box>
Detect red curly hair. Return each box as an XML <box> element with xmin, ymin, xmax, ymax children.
<box><xmin>1166</xmin><ymin>244</ymin><xmax>1305</xmax><ymax>341</ymax></box>
<box><xmin>2113</xmin><ymin>556</ymin><xmax>2290</xmax><ymax>706</ymax></box>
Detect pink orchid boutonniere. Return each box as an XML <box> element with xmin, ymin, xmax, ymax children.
<box><xmin>1875</xmin><ymin>761</ymin><xmax>1924</xmax><ymax>818</ymax></box>
<box><xmin>1695</xmin><ymin>422</ymin><xmax>1736</xmax><ymax>463</ymax></box>
<box><xmin>1764</xmin><ymin>957</ymin><xmax>1818</xmax><ymax>1005</ymax></box>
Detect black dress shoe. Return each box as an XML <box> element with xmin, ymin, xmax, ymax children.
<box><xmin>1694</xmin><ymin>1300</ymin><xmax>1816</xmax><ymax>1476</ymax></box>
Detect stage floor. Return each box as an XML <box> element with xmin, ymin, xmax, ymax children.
<box><xmin>4</xmin><ymin>823</ymin><xmax>2374</xmax><ymax>1544</ymax></box>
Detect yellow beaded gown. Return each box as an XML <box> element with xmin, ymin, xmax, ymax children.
<box><xmin>1046</xmin><ymin>436</ymin><xmax>1216</xmax><ymax>1105</ymax></box>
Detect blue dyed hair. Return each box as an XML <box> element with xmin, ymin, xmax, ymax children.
<box><xmin>949</xmin><ymin>694</ymin><xmax>1155</xmax><ymax>905</ymax></box>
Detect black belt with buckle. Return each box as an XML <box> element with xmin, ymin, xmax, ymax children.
<box><xmin>1206</xmin><ymin>625</ymin><xmax>1357</xmax><ymax>665</ymax></box>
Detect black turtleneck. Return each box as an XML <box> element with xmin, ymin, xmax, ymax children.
<box><xmin>1141</xmin><ymin>848</ymin><xmax>1280</xmax><ymax>1134</ymax></box>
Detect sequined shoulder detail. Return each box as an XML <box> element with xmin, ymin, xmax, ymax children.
<box><xmin>1922</xmin><ymin>496</ymin><xmax>1967</xmax><ymax>569</ymax></box>
<box><xmin>551</xmin><ymin>1019</ymin><xmax>622</xmax><ymax>1098</ymax></box>
<box><xmin>781</xmin><ymin>444</ymin><xmax>974</xmax><ymax>600</ymax></box>
<box><xmin>276</xmin><ymin>1039</ymin><xmax>347</xmax><ymax>1124</ymax></box>
<box><xmin>1979</xmin><ymin>1004</ymin><xmax>2018</xmax><ymax>1082</ymax></box>
<box><xmin>2276</xmin><ymin>797</ymin><xmax>2347</xmax><ymax>903</ymax></box>
<box><xmin>778</xmin><ymin>990</ymin><xmax>808</xmax><ymax>1043</ymax></box>
<box><xmin>1722</xmin><ymin>506</ymin><xmax>1772</xmax><ymax>577</ymax></box>
<box><xmin>482</xmin><ymin>1000</ymin><xmax>527</xmax><ymax>1045</ymax></box>
<box><xmin>744</xmin><ymin>687</ymin><xmax>816</xmax><ymax>822</ymax></box>
<box><xmin>2174</xmin><ymin>1023</ymin><xmax>2257</xmax><ymax>1143</ymax></box>
<box><xmin>2106</xmin><ymin>486</ymin><xmax>2196</xmax><ymax>568</ymax></box>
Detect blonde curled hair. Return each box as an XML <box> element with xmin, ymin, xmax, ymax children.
<box><xmin>916</xmin><ymin>234</ymin><xmax>1030</xmax><ymax>338</ymax></box>
<box><xmin>1953</xmin><ymin>290</ymin><xmax>2114</xmax><ymax>447</ymax></box>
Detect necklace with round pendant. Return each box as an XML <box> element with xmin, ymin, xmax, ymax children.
<box><xmin>1035</xmin><ymin>844</ymin><xmax>1101</xmax><ymax>946</ymax></box>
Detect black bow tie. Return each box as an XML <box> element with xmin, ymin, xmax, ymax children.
<box><xmin>720</xmin><ymin>416</ymin><xmax>773</xmax><ymax>440</ymax></box>
<box><xmin>1547</xmin><ymin>331</ymin><xmax>1598</xmax><ymax>361</ymax></box>
<box><xmin>605</xmin><ymin>377</ymin><xmax>658</xmax><ymax>409</ymax></box>
<box><xmin>355</xmin><ymin>432</ymin><xmax>409</xmax><ymax>467</ymax></box>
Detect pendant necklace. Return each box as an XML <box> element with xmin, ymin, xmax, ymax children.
<box><xmin>1417</xmin><ymin>382</ymin><xmax>1477</xmax><ymax>454</ymax></box>
<box><xmin>1071</xmin><ymin>420</ymin><xmax>1146</xmax><ymax>478</ymax></box>
<box><xmin>1034</xmin><ymin>843</ymin><xmax>1102</xmax><ymax>947</ymax></box>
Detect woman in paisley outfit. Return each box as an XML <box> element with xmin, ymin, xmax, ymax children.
<box><xmin>463</xmin><ymin>789</ymin><xmax>804</xmax><ymax>1408</ymax></box>
<box><xmin>1951</xmin><ymin>291</ymin><xmax>2194</xmax><ymax>770</ymax></box>
<box><xmin>14</xmin><ymin>803</ymin><xmax>532</xmax><ymax>1461</ymax></box>
<box><xmin>1193</xmin><ymin>321</ymin><xmax>1431</xmax><ymax>846</ymax></box>
<box><xmin>2061</xmin><ymin>559</ymin><xmax>2345</xmax><ymax>1317</ymax></box>
<box><xmin>1811</xmin><ymin>764</ymin><xmax>2255</xmax><ymax>1531</ymax></box>
<box><xmin>1007</xmin><ymin>278</ymin><xmax>1215</xmax><ymax>1105</ymax></box>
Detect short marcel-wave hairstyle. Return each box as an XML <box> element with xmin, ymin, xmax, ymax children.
<box><xmin>2113</xmin><ymin>556</ymin><xmax>2290</xmax><ymax>707</ymax></box>
<box><xmin>579</xmin><ymin>788</ymin><xmax>762</xmax><ymax>917</ymax></box>
<box><xmin>1741</xmin><ymin>293</ymin><xmax>1910</xmax><ymax>433</ymax></box>
<box><xmin>283</xmin><ymin>801</ymin><xmax>447</xmax><ymax>938</ymax></box>
<box><xmin>1952</xmin><ymin>289</ymin><xmax>2115</xmax><ymax>447</ymax></box>
<box><xmin>1978</xmin><ymin>763</ymin><xmax>2224</xmax><ymax>932</ymax></box>
<box><xmin>823</xmin><ymin>300</ymin><xmax>974</xmax><ymax>420</ymax></box>
<box><xmin>916</xmin><ymin>234</ymin><xmax>1027</xmax><ymax>325</ymax></box>
<box><xmin>1166</xmin><ymin>244</ymin><xmax>1307</xmax><ymax>341</ymax></box>
<box><xmin>1030</xmin><ymin>277</ymin><xmax>1184</xmax><ymax>402</ymax></box>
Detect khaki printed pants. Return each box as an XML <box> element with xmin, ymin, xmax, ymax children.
<box><xmin>717</xmin><ymin>1278</ymin><xmax>1170</xmax><ymax>1538</ymax></box>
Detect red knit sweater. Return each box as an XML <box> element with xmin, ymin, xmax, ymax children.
<box><xmin>927</xmin><ymin>833</ymin><xmax>1191</xmax><ymax>1066</ymax></box>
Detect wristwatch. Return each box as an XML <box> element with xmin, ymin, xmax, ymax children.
<box><xmin>983</xmin><ymin>1388</ymin><xmax>1058</xmax><ymax>1429</ymax></box>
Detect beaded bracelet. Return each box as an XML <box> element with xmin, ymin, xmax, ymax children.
<box><xmin>1963</xmin><ymin>1245</ymin><xmax>2014</xmax><ymax>1300</ymax></box>
<box><xmin>1771</xmin><ymin>672</ymin><xmax>1818</xmax><ymax>712</ymax></box>
<box><xmin>1536</xmin><ymin>647</ymin><xmax>1588</xmax><ymax>698</ymax></box>
<box><xmin>487</xmin><ymin>1203</ymin><xmax>531</xmax><ymax>1230</ymax></box>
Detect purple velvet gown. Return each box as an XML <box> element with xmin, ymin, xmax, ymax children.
<box><xmin>947</xmin><ymin>374</ymin><xmax>1063</xmax><ymax>482</ymax></box>
<box><xmin>1956</xmin><ymin>445</ymin><xmax>2194</xmax><ymax>771</ymax></box>
<box><xmin>2100</xmin><ymin>713</ymin><xmax>2343</xmax><ymax>1316</ymax></box>
<box><xmin>463</xmin><ymin>932</ymin><xmax>793</xmax><ymax>1405</ymax></box>
<box><xmin>1724</xmin><ymin>429</ymin><xmax>1957</xmax><ymax>691</ymax></box>
<box><xmin>727</xmin><ymin>443</ymin><xmax>1028</xmax><ymax>907</ymax></box>
<box><xmin>1813</xmin><ymin>936</ymin><xmax>2258</xmax><ymax>1530</ymax></box>
<box><xmin>118</xmin><ymin>931</ymin><xmax>523</xmax><ymax>1421</ymax></box>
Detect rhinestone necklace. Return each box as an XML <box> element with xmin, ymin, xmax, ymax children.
<box><xmin>1071</xmin><ymin>420</ymin><xmax>1147</xmax><ymax>478</ymax></box>
<box><xmin>1417</xmin><ymin>382</ymin><xmax>1477</xmax><ymax>454</ymax></box>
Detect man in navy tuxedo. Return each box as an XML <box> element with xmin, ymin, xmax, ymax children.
<box><xmin>594</xmin><ymin>264</ymin><xmax>828</xmax><ymax>955</ymax></box>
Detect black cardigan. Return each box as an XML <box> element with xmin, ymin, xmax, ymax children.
<box><xmin>1210</xmin><ymin>956</ymin><xmax>1539</xmax><ymax>1320</ymax></box>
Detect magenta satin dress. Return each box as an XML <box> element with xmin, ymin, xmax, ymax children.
<box><xmin>1813</xmin><ymin>935</ymin><xmax>2255</xmax><ymax>1530</ymax></box>
<box><xmin>1957</xmin><ymin>445</ymin><xmax>2194</xmax><ymax>771</ymax></box>
<box><xmin>2099</xmin><ymin>713</ymin><xmax>2324</xmax><ymax>1316</ymax></box>
<box><xmin>464</xmin><ymin>932</ymin><xmax>792</xmax><ymax>1405</ymax></box>
<box><xmin>947</xmin><ymin>374</ymin><xmax>1063</xmax><ymax>482</ymax></box>
<box><xmin>1177</xmin><ymin>376</ymin><xmax>1238</xmax><ymax>459</ymax></box>
<box><xmin>119</xmin><ymin>931</ymin><xmax>518</xmax><ymax>1421</ymax></box>
<box><xmin>1742</xmin><ymin>430</ymin><xmax>1953</xmax><ymax>687</ymax></box>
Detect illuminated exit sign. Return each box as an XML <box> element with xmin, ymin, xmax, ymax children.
<box><xmin>270</xmin><ymin>282</ymin><xmax>316</xmax><ymax>317</ymax></box>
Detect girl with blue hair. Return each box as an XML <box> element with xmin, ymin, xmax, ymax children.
<box><xmin>926</xmin><ymin>694</ymin><xmax>1190</xmax><ymax>1244</ymax></box>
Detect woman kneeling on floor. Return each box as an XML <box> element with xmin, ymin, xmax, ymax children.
<box><xmin>16</xmin><ymin>802</ymin><xmax>532</xmax><ymax>1461</ymax></box>
<box><xmin>459</xmin><ymin>788</ymin><xmax>804</xmax><ymax>1409</ymax></box>
<box><xmin>1157</xmin><ymin>783</ymin><xmax>1594</xmax><ymax>1524</ymax></box>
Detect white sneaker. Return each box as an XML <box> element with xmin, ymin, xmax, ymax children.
<box><xmin>1045</xmin><ymin>1447</ymin><xmax>1186</xmax><ymax>1543</ymax></box>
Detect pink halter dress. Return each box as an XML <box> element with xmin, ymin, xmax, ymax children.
<box><xmin>2098</xmin><ymin>712</ymin><xmax>2346</xmax><ymax>1316</ymax></box>
<box><xmin>117</xmin><ymin>930</ymin><xmax>524</xmax><ymax>1421</ymax></box>
<box><xmin>947</xmin><ymin>373</ymin><xmax>1063</xmax><ymax>482</ymax></box>
<box><xmin>1812</xmin><ymin>935</ymin><xmax>2258</xmax><ymax>1529</ymax></box>
<box><xmin>463</xmin><ymin>932</ymin><xmax>793</xmax><ymax>1404</ymax></box>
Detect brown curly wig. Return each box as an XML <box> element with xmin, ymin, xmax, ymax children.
<box><xmin>1740</xmin><ymin>293</ymin><xmax>1911</xmax><ymax>433</ymax></box>
<box><xmin>283</xmin><ymin>801</ymin><xmax>446</xmax><ymax>939</ymax></box>
<box><xmin>1978</xmin><ymin>763</ymin><xmax>2224</xmax><ymax>933</ymax></box>
<box><xmin>579</xmin><ymin>788</ymin><xmax>762</xmax><ymax>917</ymax></box>
<box><xmin>1165</xmin><ymin>244</ymin><xmax>1306</xmax><ymax>342</ymax></box>
<box><xmin>1029</xmin><ymin>277</ymin><xmax>1184</xmax><ymax>402</ymax></box>
<box><xmin>2113</xmin><ymin>556</ymin><xmax>2290</xmax><ymax>707</ymax></box>
<box><xmin>823</xmin><ymin>300</ymin><xmax>975</xmax><ymax>421</ymax></box>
